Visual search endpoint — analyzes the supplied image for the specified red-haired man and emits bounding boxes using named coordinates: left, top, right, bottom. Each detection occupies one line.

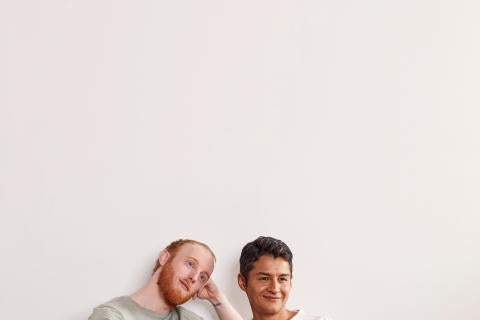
left=89, top=239, right=241, bottom=320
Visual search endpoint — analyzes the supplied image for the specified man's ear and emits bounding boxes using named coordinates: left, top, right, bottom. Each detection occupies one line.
left=158, top=249, right=170, bottom=267
left=237, top=273, right=247, bottom=291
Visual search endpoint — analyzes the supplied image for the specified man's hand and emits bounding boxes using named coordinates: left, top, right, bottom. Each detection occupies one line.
left=194, top=278, right=243, bottom=320
left=196, top=278, right=222, bottom=304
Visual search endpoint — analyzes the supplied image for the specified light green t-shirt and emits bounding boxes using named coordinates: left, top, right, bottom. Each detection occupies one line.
left=88, top=296, right=203, bottom=320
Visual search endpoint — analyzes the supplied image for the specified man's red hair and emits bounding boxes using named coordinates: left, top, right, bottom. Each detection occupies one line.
left=152, top=239, right=216, bottom=275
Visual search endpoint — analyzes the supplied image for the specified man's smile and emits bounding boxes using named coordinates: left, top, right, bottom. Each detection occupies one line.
left=263, top=295, right=282, bottom=301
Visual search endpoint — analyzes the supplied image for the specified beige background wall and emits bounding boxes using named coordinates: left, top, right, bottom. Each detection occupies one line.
left=1, top=1, right=479, bottom=320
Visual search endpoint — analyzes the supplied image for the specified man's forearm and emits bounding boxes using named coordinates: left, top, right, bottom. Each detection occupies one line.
left=210, top=292, right=243, bottom=320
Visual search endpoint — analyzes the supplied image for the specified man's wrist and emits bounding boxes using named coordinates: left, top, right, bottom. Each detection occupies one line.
left=208, top=293, right=225, bottom=308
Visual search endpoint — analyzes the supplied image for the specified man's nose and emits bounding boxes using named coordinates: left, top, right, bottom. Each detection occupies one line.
left=188, top=271, right=198, bottom=284
left=268, top=279, right=280, bottom=292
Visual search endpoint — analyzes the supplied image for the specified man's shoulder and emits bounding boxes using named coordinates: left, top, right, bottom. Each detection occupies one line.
left=95, top=296, right=133, bottom=311
left=89, top=297, right=203, bottom=320
left=175, top=306, right=203, bottom=320
left=291, top=309, right=332, bottom=320
left=89, top=297, right=128, bottom=320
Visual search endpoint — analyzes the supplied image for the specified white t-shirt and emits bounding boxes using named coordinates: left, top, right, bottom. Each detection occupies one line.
left=290, top=309, right=331, bottom=320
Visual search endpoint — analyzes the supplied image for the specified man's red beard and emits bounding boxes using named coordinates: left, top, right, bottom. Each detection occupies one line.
left=157, top=260, right=194, bottom=306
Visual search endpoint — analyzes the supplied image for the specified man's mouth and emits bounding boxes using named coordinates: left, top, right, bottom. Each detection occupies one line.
left=263, top=295, right=282, bottom=301
left=179, top=279, right=190, bottom=291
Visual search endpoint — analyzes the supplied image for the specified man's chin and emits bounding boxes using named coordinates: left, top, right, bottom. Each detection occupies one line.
left=164, top=291, right=193, bottom=306
left=258, top=305, right=285, bottom=316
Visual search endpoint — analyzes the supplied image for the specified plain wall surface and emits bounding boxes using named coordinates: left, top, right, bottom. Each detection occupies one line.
left=1, top=1, right=479, bottom=320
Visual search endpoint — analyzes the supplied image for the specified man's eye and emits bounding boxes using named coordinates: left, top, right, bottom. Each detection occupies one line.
left=186, top=261, right=194, bottom=267
left=279, top=277, right=288, bottom=282
left=259, top=277, right=268, bottom=281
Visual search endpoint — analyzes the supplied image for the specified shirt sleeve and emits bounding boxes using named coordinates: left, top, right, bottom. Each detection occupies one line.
left=88, top=306, right=124, bottom=320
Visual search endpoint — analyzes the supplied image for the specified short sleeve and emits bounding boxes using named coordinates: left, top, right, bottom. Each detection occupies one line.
left=88, top=305, right=124, bottom=320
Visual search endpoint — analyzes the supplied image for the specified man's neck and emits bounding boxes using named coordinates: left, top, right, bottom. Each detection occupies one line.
left=253, top=309, right=298, bottom=320
left=130, top=276, right=172, bottom=314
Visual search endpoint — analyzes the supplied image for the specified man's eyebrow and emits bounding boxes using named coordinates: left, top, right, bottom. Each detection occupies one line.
left=256, top=272, right=291, bottom=277
left=186, top=256, right=199, bottom=263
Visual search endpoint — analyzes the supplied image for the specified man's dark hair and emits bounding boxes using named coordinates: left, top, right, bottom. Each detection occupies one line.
left=239, top=236, right=293, bottom=280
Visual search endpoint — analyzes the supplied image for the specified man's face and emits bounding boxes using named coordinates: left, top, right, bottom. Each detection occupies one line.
left=240, top=255, right=292, bottom=317
left=158, top=243, right=215, bottom=306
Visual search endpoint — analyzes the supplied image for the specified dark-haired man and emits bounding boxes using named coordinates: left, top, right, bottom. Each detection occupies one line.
left=238, top=236, right=329, bottom=320
left=89, top=239, right=241, bottom=320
